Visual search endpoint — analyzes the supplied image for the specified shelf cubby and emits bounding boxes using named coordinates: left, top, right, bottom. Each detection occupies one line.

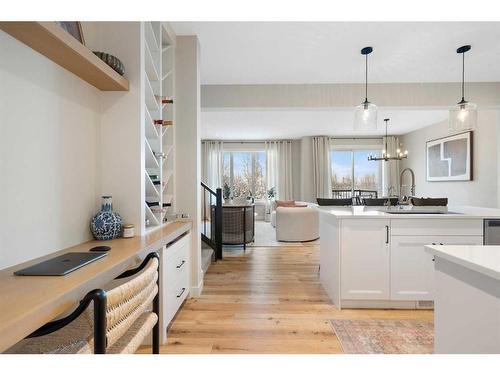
left=164, top=145, right=174, bottom=159
left=145, top=77, right=160, bottom=113
left=145, top=42, right=160, bottom=82
left=145, top=172, right=160, bottom=200
left=163, top=169, right=173, bottom=187
left=145, top=22, right=160, bottom=53
left=145, top=139, right=159, bottom=169
left=145, top=108, right=159, bottom=140
left=145, top=203, right=160, bottom=227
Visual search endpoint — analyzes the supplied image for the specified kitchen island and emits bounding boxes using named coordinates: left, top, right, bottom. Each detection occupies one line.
left=425, top=244, right=500, bottom=353
left=318, top=205, right=500, bottom=309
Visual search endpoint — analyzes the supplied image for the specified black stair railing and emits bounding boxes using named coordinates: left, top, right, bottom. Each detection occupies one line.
left=201, top=182, right=223, bottom=260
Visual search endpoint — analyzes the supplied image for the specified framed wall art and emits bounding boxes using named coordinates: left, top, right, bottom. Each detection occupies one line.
left=426, top=131, right=472, bottom=181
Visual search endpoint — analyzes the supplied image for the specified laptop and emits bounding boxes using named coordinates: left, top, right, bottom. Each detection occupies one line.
left=14, top=252, right=108, bottom=276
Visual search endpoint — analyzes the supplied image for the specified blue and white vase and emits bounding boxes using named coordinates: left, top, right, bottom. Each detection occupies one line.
left=90, top=196, right=123, bottom=240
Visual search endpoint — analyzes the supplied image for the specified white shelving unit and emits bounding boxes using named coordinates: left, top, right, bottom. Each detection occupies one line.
left=143, top=22, right=176, bottom=232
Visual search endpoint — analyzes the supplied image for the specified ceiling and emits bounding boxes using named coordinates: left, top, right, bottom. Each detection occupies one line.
left=171, top=22, right=500, bottom=85
left=201, top=109, right=449, bottom=140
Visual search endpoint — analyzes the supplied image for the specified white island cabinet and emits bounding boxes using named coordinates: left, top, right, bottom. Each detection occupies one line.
left=425, top=245, right=500, bottom=353
left=318, top=206, right=499, bottom=309
left=341, top=219, right=390, bottom=300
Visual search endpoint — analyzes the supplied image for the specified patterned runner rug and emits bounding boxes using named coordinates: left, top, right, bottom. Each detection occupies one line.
left=330, top=319, right=434, bottom=354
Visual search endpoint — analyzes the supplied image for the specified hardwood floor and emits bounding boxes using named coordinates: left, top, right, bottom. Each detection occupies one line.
left=141, top=245, right=433, bottom=354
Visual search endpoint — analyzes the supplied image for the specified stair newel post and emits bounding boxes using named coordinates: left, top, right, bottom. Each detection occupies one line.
left=215, top=188, right=223, bottom=261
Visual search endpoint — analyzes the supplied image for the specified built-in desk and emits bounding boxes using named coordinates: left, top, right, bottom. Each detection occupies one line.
left=0, top=221, right=191, bottom=353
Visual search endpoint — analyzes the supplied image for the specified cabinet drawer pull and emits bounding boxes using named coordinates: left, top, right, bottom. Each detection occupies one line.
left=176, top=260, right=186, bottom=269
left=385, top=225, right=389, bottom=244
left=176, top=288, right=186, bottom=298
left=432, top=257, right=435, bottom=262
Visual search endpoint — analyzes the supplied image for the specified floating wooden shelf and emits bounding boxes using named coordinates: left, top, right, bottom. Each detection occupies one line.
left=0, top=22, right=129, bottom=91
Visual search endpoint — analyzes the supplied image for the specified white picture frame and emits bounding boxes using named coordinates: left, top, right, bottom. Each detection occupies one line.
left=426, top=131, right=472, bottom=182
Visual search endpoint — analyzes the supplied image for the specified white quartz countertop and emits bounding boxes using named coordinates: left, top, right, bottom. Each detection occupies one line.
left=425, top=245, right=500, bottom=281
left=316, top=205, right=500, bottom=219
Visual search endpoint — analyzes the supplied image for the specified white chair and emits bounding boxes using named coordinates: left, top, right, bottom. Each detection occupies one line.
left=6, top=253, right=160, bottom=354
left=275, top=206, right=319, bottom=242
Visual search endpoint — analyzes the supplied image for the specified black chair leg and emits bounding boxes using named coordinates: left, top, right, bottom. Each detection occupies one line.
left=152, top=324, right=160, bottom=354
left=152, top=259, right=160, bottom=354
left=93, top=290, right=107, bottom=354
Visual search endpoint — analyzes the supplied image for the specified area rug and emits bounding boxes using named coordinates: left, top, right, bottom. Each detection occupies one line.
left=330, top=319, right=434, bottom=354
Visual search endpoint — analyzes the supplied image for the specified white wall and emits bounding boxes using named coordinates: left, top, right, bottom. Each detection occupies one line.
left=400, top=110, right=500, bottom=208
left=98, top=22, right=144, bottom=233
left=0, top=30, right=101, bottom=269
left=175, top=36, right=203, bottom=295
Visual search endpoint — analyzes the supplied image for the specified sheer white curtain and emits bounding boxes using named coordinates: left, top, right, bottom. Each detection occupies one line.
left=265, top=141, right=293, bottom=200
left=202, top=141, right=224, bottom=190
left=382, top=136, right=400, bottom=196
left=312, top=136, right=332, bottom=198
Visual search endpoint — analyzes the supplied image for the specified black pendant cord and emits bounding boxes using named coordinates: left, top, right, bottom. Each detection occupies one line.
left=384, top=119, right=389, bottom=158
left=365, top=54, right=368, bottom=102
left=456, top=45, right=471, bottom=104
left=385, top=122, right=387, bottom=156
left=461, top=51, right=465, bottom=102
left=360, top=46, right=373, bottom=105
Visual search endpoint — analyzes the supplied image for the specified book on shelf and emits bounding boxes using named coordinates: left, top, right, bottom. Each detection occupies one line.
left=153, top=120, right=173, bottom=126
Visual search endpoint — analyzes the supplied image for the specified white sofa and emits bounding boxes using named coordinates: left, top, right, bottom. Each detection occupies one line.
left=274, top=203, right=319, bottom=242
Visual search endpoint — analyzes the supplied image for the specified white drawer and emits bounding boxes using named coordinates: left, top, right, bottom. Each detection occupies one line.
left=390, top=219, right=483, bottom=236
left=165, top=266, right=189, bottom=325
left=165, top=244, right=189, bottom=287
left=160, top=232, right=191, bottom=329
left=165, top=232, right=190, bottom=260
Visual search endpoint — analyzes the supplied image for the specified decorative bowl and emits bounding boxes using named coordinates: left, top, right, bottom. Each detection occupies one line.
left=93, top=51, right=125, bottom=76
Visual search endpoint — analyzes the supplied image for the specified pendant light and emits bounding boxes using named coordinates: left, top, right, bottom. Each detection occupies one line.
left=449, top=45, right=477, bottom=132
left=354, top=46, right=377, bottom=131
left=368, top=119, right=408, bottom=161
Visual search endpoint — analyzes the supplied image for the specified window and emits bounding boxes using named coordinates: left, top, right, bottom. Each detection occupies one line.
left=331, top=149, right=382, bottom=198
left=223, top=151, right=266, bottom=200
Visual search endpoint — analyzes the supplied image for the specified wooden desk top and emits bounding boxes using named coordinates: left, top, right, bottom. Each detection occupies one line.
left=0, top=221, right=191, bottom=352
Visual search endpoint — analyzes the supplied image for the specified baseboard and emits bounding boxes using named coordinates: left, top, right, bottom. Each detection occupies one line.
left=340, top=299, right=433, bottom=309
left=190, top=279, right=204, bottom=297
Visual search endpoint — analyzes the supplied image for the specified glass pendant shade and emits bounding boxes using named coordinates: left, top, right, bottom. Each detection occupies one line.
left=354, top=101, right=377, bottom=131
left=354, top=46, right=377, bottom=132
left=450, top=45, right=476, bottom=132
left=449, top=101, right=477, bottom=132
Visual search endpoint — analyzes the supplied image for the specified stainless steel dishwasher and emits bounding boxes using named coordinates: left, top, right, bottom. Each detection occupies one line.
left=483, top=219, right=500, bottom=245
